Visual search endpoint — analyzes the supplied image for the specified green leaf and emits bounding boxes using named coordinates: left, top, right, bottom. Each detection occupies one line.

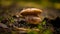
left=42, top=20, right=46, bottom=25
left=42, top=29, right=53, bottom=34
left=27, top=30, right=39, bottom=34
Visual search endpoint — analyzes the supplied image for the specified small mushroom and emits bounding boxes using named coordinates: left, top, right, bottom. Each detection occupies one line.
left=20, top=8, right=42, bottom=24
left=20, top=8, right=42, bottom=16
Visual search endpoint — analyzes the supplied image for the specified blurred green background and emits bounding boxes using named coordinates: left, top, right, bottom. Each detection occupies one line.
left=0, top=0, right=60, bottom=9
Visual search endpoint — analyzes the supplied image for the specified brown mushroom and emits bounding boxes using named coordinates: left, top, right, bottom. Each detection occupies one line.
left=20, top=8, right=42, bottom=16
left=20, top=8, right=42, bottom=24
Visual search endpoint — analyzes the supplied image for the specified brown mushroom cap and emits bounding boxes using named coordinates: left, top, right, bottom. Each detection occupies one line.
left=20, top=8, right=42, bottom=16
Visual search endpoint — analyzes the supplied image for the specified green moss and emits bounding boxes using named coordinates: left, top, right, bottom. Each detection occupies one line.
left=42, top=28, right=53, bottom=34
left=27, top=30, right=39, bottom=34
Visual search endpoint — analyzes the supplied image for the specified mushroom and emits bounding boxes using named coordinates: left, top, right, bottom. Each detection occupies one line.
left=20, top=8, right=42, bottom=16
left=20, top=8, right=42, bottom=24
